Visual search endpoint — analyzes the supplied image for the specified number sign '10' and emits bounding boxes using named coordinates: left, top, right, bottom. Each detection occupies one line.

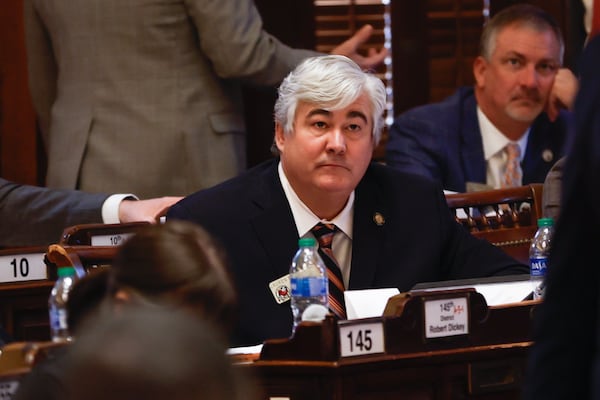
left=0, top=253, right=47, bottom=283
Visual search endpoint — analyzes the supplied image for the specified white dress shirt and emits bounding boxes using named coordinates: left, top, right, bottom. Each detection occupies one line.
left=478, top=107, right=529, bottom=189
left=278, top=162, right=353, bottom=288
left=101, top=194, right=138, bottom=223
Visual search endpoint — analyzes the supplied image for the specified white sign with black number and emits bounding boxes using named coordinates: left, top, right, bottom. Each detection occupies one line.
left=339, top=321, right=384, bottom=357
left=91, top=233, right=134, bottom=246
left=424, top=297, right=469, bottom=339
left=0, top=253, right=47, bottom=283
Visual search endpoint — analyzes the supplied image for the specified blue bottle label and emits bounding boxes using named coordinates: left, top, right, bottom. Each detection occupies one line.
left=291, top=276, right=327, bottom=297
left=530, top=257, right=548, bottom=277
left=49, top=308, right=68, bottom=330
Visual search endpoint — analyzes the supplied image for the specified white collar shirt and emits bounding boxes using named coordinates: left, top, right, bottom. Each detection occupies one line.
left=278, top=162, right=353, bottom=288
left=478, top=106, right=529, bottom=189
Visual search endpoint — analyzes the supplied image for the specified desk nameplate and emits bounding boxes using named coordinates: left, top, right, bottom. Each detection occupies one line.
left=0, top=253, right=47, bottom=283
left=424, top=296, right=469, bottom=339
left=90, top=233, right=134, bottom=246
left=338, top=320, right=385, bottom=358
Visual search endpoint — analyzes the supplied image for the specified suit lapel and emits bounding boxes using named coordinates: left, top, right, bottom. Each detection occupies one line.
left=249, top=163, right=299, bottom=278
left=348, top=167, right=387, bottom=289
left=460, top=94, right=486, bottom=186
left=523, top=115, right=558, bottom=183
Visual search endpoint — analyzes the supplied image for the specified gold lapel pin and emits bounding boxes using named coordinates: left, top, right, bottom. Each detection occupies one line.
left=542, top=149, right=554, bottom=163
left=373, top=212, right=385, bottom=226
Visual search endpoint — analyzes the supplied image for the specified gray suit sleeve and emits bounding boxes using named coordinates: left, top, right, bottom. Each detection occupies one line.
left=0, top=178, right=109, bottom=247
left=542, top=157, right=565, bottom=222
left=23, top=0, right=57, bottom=144
left=185, top=0, right=321, bottom=86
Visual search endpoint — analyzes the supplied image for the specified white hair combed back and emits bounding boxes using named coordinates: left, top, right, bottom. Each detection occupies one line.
left=274, top=55, right=387, bottom=145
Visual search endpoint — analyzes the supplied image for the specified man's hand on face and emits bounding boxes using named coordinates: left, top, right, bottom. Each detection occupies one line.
left=545, top=68, right=579, bottom=122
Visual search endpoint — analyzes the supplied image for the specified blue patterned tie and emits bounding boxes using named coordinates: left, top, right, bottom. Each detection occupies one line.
left=311, top=223, right=347, bottom=319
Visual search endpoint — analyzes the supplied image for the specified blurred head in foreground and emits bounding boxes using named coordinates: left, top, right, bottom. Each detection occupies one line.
left=64, top=306, right=257, bottom=400
left=108, top=220, right=238, bottom=333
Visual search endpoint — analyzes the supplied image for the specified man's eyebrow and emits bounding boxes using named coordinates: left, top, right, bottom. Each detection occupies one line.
left=503, top=51, right=526, bottom=59
left=503, top=51, right=558, bottom=64
left=348, top=110, right=368, bottom=124
left=306, top=109, right=331, bottom=118
left=305, top=108, right=368, bottom=124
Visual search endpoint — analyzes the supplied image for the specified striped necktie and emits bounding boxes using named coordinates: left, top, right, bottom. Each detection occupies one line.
left=311, top=222, right=347, bottom=319
left=501, top=142, right=522, bottom=188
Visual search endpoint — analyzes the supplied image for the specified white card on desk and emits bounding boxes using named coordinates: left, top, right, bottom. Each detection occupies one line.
left=417, top=278, right=533, bottom=306
left=91, top=232, right=134, bottom=246
left=344, top=288, right=400, bottom=320
left=0, top=253, right=47, bottom=283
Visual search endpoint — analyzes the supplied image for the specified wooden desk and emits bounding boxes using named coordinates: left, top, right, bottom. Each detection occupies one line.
left=240, top=290, right=538, bottom=400
left=0, top=247, right=53, bottom=341
left=0, top=280, right=53, bottom=341
left=251, top=343, right=530, bottom=399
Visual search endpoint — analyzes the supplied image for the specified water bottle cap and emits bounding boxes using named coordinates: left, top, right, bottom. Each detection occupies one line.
left=298, top=237, right=317, bottom=247
left=57, top=266, right=76, bottom=277
left=537, top=217, right=554, bottom=227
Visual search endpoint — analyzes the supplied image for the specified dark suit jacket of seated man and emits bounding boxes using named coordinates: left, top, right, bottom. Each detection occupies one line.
left=386, top=87, right=571, bottom=193
left=167, top=55, right=528, bottom=347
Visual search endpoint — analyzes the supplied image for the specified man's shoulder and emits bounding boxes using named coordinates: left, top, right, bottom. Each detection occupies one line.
left=400, top=87, right=474, bottom=117
left=394, top=87, right=476, bottom=132
left=363, top=162, right=442, bottom=194
left=169, top=160, right=277, bottom=214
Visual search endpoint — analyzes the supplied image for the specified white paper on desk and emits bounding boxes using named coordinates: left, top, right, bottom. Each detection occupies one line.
left=226, top=343, right=263, bottom=356
left=344, top=288, right=400, bottom=320
left=420, top=280, right=532, bottom=306
left=472, top=280, right=532, bottom=306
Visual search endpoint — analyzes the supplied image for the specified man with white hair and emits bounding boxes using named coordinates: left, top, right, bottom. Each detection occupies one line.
left=169, top=55, right=528, bottom=346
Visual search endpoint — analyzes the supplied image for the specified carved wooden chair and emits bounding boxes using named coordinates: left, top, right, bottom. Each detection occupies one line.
left=444, top=184, right=544, bottom=265
left=46, top=244, right=117, bottom=278
left=0, top=341, right=67, bottom=397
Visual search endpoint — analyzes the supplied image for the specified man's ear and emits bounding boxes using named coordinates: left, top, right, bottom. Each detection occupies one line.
left=274, top=123, right=286, bottom=153
left=473, top=56, right=487, bottom=88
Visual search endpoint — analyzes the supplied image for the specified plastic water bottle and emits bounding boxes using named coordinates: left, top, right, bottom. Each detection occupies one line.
left=289, top=237, right=329, bottom=334
left=529, top=218, right=554, bottom=300
left=48, top=266, right=78, bottom=342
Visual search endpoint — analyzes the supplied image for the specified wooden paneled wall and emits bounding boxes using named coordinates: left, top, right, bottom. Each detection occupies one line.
left=0, top=0, right=39, bottom=185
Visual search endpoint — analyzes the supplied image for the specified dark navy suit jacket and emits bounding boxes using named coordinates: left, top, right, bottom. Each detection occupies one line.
left=525, top=36, right=600, bottom=400
left=168, top=160, right=527, bottom=346
left=386, top=87, right=572, bottom=192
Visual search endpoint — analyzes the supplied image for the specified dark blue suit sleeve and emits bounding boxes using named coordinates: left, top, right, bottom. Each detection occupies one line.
left=386, top=110, right=446, bottom=183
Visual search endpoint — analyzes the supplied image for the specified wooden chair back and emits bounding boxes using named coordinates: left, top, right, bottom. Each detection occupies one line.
left=0, top=341, right=67, bottom=398
left=46, top=245, right=118, bottom=278
left=0, top=247, right=53, bottom=342
left=445, top=184, right=544, bottom=264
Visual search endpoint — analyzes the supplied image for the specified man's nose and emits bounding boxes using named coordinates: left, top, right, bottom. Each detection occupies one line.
left=519, top=64, right=539, bottom=88
left=326, top=129, right=346, bottom=154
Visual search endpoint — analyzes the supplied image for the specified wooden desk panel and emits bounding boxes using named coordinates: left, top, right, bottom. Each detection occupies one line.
left=241, top=290, right=537, bottom=400
left=248, top=343, right=530, bottom=400
left=0, top=280, right=53, bottom=341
